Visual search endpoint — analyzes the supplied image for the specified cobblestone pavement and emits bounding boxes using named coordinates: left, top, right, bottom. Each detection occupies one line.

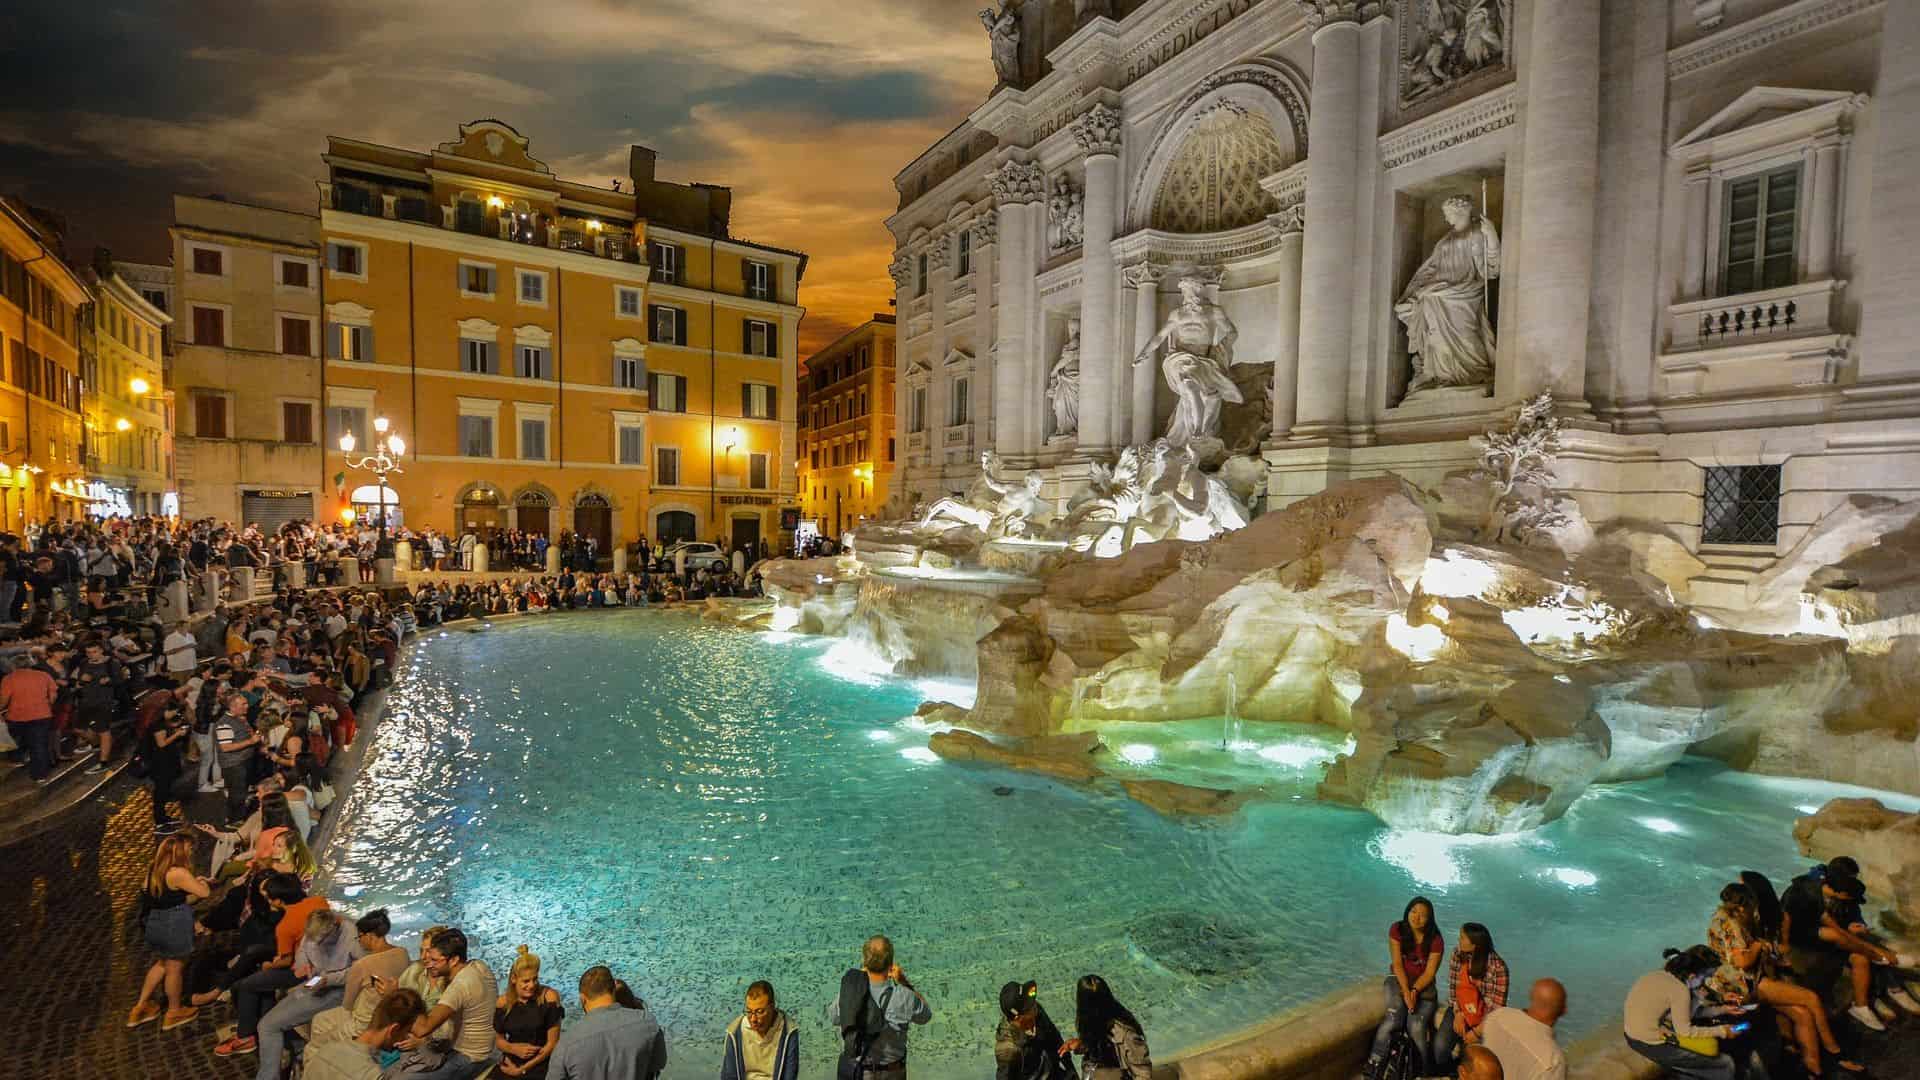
left=3, top=775, right=249, bottom=1080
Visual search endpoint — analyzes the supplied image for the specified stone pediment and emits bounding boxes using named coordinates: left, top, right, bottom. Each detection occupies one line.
left=904, top=355, right=934, bottom=377
left=1672, top=87, right=1863, bottom=162
left=435, top=119, right=551, bottom=175
left=944, top=346, right=973, bottom=368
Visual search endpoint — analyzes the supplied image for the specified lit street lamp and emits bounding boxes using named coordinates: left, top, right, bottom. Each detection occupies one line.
left=339, top=416, right=406, bottom=545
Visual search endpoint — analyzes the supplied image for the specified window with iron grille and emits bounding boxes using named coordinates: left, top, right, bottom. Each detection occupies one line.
left=1702, top=465, right=1782, bottom=545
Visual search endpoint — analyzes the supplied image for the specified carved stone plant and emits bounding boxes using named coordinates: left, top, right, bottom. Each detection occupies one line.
left=1473, top=392, right=1569, bottom=546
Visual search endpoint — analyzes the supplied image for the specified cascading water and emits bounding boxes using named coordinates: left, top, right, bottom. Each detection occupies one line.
left=1221, top=671, right=1241, bottom=750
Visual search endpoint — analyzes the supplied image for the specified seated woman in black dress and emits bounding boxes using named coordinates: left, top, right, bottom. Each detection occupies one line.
left=494, top=945, right=563, bottom=1079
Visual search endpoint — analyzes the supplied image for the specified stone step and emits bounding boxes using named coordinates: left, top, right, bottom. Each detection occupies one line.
left=1696, top=548, right=1777, bottom=573
left=0, top=746, right=129, bottom=845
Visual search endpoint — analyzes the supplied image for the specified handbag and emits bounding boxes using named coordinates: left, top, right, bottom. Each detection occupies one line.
left=1675, top=1034, right=1720, bottom=1057
left=1456, top=966, right=1485, bottom=1029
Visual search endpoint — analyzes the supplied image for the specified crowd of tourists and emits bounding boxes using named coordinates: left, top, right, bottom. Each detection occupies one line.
left=1363, top=854, right=1918, bottom=1080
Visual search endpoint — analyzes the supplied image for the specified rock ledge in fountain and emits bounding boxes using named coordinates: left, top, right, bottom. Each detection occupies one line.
left=1794, top=798, right=1920, bottom=932
left=927, top=729, right=1103, bottom=784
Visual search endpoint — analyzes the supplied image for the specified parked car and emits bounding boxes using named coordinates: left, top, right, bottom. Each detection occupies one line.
left=663, top=541, right=730, bottom=573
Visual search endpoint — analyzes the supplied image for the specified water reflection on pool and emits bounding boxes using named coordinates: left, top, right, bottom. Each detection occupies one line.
left=322, top=613, right=1916, bottom=1080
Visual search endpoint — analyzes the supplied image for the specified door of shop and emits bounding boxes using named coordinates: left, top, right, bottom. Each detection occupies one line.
left=730, top=516, right=761, bottom=557
left=573, top=494, right=612, bottom=565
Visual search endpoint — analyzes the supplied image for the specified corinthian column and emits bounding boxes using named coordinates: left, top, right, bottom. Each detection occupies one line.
left=990, top=159, right=1046, bottom=460
left=1124, top=262, right=1160, bottom=444
left=1271, top=204, right=1306, bottom=439
left=1508, top=0, right=1600, bottom=407
left=1290, top=1, right=1378, bottom=442
left=1859, top=0, right=1920, bottom=381
left=1073, top=103, right=1124, bottom=457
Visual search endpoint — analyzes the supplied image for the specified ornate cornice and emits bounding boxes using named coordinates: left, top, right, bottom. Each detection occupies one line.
left=989, top=160, right=1047, bottom=205
left=1071, top=103, right=1124, bottom=157
left=1296, top=0, right=1385, bottom=27
left=1378, top=85, right=1515, bottom=170
left=1669, top=0, right=1882, bottom=78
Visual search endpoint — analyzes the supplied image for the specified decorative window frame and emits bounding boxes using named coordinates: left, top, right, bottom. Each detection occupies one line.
left=274, top=311, right=319, bottom=357
left=458, top=259, right=499, bottom=300
left=516, top=268, right=549, bottom=308
left=456, top=395, right=500, bottom=458
left=185, top=241, right=230, bottom=279
left=615, top=285, right=644, bottom=320
left=1670, top=87, right=1866, bottom=302
left=611, top=409, right=647, bottom=466
left=326, top=240, right=368, bottom=283
left=514, top=400, right=554, bottom=461
left=188, top=301, right=233, bottom=347
left=275, top=396, right=320, bottom=444
left=274, top=253, right=317, bottom=292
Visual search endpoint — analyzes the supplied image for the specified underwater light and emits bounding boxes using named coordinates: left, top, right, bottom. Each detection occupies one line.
left=1796, top=803, right=1823, bottom=816
left=1119, top=743, right=1158, bottom=765
left=866, top=730, right=896, bottom=743
left=1258, top=741, right=1337, bottom=768
left=899, top=746, right=938, bottom=764
left=1639, top=817, right=1684, bottom=835
left=1550, top=867, right=1599, bottom=888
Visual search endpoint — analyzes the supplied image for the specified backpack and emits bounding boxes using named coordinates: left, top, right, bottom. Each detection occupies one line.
left=1367, top=1029, right=1420, bottom=1080
left=835, top=969, right=888, bottom=1080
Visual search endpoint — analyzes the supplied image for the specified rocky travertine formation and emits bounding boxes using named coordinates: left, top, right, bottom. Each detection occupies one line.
left=768, top=475, right=1920, bottom=834
left=1795, top=799, right=1920, bottom=931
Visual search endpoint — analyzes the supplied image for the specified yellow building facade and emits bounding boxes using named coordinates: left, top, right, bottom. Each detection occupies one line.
left=81, top=259, right=173, bottom=517
left=798, top=316, right=895, bottom=539
left=0, top=198, right=91, bottom=525
left=318, top=120, right=806, bottom=555
left=170, top=195, right=327, bottom=527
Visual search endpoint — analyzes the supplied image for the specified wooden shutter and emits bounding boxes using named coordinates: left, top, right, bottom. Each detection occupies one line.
left=741, top=382, right=752, bottom=419
left=325, top=322, right=342, bottom=359
left=766, top=385, right=778, bottom=420
left=360, top=326, right=374, bottom=362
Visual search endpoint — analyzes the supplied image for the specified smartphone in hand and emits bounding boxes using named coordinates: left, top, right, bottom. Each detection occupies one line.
left=305, top=975, right=323, bottom=988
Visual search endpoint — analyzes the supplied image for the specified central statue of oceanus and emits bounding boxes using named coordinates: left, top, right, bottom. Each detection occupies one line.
left=1132, top=276, right=1245, bottom=446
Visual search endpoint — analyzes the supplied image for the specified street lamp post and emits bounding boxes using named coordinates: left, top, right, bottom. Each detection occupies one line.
left=339, top=416, right=406, bottom=545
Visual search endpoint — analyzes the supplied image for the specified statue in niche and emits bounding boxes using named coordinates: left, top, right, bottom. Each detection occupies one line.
left=1047, top=174, right=1084, bottom=251
left=1133, top=276, right=1245, bottom=446
left=980, top=3, right=1021, bottom=86
left=1402, top=0, right=1511, bottom=103
left=1395, top=194, right=1499, bottom=401
left=1046, top=318, right=1082, bottom=439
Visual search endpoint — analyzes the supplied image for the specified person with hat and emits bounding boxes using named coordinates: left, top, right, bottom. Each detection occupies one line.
left=995, top=982, right=1072, bottom=1080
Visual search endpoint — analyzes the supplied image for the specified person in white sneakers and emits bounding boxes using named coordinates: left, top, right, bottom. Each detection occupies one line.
left=1480, top=979, right=1565, bottom=1080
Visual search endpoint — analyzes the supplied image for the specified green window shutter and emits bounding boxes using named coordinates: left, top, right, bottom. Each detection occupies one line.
left=362, top=326, right=375, bottom=362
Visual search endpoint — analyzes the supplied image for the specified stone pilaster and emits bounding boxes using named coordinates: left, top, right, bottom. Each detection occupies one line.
left=1124, top=263, right=1161, bottom=445
left=991, top=160, right=1046, bottom=460
left=1856, top=0, right=1920, bottom=381
left=1508, top=0, right=1601, bottom=408
left=1270, top=204, right=1306, bottom=440
left=1290, top=6, right=1367, bottom=441
left=1073, top=104, right=1124, bottom=456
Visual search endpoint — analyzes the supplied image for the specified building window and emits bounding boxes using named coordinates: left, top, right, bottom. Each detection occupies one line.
left=461, top=339, right=497, bottom=374
left=909, top=386, right=927, bottom=433
left=282, top=402, right=315, bottom=444
left=279, top=315, right=313, bottom=357
left=190, top=306, right=225, bottom=347
left=191, top=247, right=223, bottom=276
left=744, top=319, right=778, bottom=358
left=742, top=382, right=777, bottom=419
left=656, top=446, right=680, bottom=486
left=326, top=242, right=363, bottom=278
left=456, top=198, right=487, bottom=234
left=140, top=289, right=167, bottom=313
left=193, top=392, right=228, bottom=438
left=916, top=254, right=928, bottom=297
left=615, top=355, right=643, bottom=389
left=327, top=405, right=368, bottom=449
left=949, top=377, right=971, bottom=426
left=460, top=263, right=497, bottom=297
left=746, top=260, right=773, bottom=300
left=649, top=305, right=685, bottom=346
left=1702, top=465, right=1783, bottom=546
left=334, top=323, right=373, bottom=362
left=280, top=259, right=310, bottom=288
left=650, top=241, right=679, bottom=285
left=749, top=452, right=769, bottom=490
left=648, top=372, right=687, bottom=413
left=459, top=415, right=494, bottom=458
left=518, top=270, right=547, bottom=305
left=887, top=436, right=895, bottom=462
left=515, top=345, right=550, bottom=380
left=616, top=287, right=642, bottom=318
left=520, top=418, right=548, bottom=461
left=1720, top=165, right=1800, bottom=297
left=618, top=425, right=645, bottom=464
left=956, top=230, right=972, bottom=277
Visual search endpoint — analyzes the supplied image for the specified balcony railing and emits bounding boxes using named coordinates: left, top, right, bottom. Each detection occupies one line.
left=1668, top=279, right=1842, bottom=352
left=323, top=181, right=644, bottom=267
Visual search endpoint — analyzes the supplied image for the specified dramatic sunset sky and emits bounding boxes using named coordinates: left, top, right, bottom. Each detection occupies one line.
left=0, top=0, right=997, bottom=354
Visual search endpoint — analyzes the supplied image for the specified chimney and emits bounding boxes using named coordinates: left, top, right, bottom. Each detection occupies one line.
left=628, top=145, right=658, bottom=186
left=705, top=186, right=733, bottom=237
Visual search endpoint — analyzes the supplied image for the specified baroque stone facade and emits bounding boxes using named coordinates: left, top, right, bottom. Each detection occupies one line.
left=887, top=0, right=1919, bottom=599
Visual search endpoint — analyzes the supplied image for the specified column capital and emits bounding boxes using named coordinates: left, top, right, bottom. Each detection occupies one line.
left=1273, top=202, right=1305, bottom=237
left=989, top=160, right=1047, bottom=205
left=1121, top=261, right=1160, bottom=289
left=972, top=214, right=998, bottom=247
left=926, top=228, right=952, bottom=272
left=1071, top=103, right=1124, bottom=158
left=1296, top=1, right=1385, bottom=28
left=887, top=252, right=914, bottom=289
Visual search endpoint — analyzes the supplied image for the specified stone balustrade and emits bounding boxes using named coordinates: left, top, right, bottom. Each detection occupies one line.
left=1668, top=278, right=1841, bottom=352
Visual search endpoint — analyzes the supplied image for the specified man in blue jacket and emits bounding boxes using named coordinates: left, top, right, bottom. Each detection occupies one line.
left=721, top=980, right=798, bottom=1080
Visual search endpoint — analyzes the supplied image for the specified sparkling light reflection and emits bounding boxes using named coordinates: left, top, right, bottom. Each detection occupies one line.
left=899, top=746, right=939, bottom=764
left=1549, top=867, right=1599, bottom=888
left=1369, top=830, right=1526, bottom=889
left=1639, top=817, right=1684, bottom=835
left=1258, top=740, right=1342, bottom=768
left=866, top=730, right=897, bottom=743
left=1119, top=743, right=1158, bottom=765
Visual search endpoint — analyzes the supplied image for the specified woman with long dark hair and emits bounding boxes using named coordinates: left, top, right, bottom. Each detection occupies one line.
left=1060, top=975, right=1152, bottom=1080
left=1368, top=896, right=1445, bottom=1075
left=1431, top=922, right=1507, bottom=1070
left=1623, top=946, right=1742, bottom=1080
left=1709, top=883, right=1864, bottom=1075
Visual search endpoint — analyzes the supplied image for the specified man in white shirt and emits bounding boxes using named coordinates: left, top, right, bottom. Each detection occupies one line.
left=162, top=627, right=197, bottom=675
left=404, top=928, right=497, bottom=1080
left=1481, top=979, right=1566, bottom=1080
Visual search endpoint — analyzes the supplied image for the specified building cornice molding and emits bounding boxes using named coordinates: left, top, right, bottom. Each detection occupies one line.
left=1378, top=84, right=1516, bottom=170
left=320, top=209, right=652, bottom=284
left=1668, top=0, right=1884, bottom=78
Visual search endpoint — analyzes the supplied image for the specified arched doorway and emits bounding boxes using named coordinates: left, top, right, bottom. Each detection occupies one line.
left=656, top=509, right=696, bottom=546
left=515, top=489, right=551, bottom=536
left=348, top=484, right=404, bottom=531
left=457, top=486, right=503, bottom=539
left=573, top=492, right=611, bottom=561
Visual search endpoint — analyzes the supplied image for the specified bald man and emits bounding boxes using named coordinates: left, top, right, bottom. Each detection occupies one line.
left=1480, top=979, right=1566, bottom=1080
left=1459, top=1045, right=1504, bottom=1080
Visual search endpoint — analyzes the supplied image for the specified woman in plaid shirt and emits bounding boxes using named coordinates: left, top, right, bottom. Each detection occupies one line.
left=1433, top=923, right=1509, bottom=1071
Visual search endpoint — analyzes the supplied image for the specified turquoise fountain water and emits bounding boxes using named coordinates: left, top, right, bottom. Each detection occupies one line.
left=323, top=612, right=1917, bottom=1080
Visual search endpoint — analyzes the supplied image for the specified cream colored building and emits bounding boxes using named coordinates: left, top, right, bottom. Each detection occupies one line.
left=81, top=257, right=172, bottom=516
left=170, top=195, right=325, bottom=527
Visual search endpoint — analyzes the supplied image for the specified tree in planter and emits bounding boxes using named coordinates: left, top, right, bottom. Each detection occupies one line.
left=1473, top=392, right=1570, bottom=545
